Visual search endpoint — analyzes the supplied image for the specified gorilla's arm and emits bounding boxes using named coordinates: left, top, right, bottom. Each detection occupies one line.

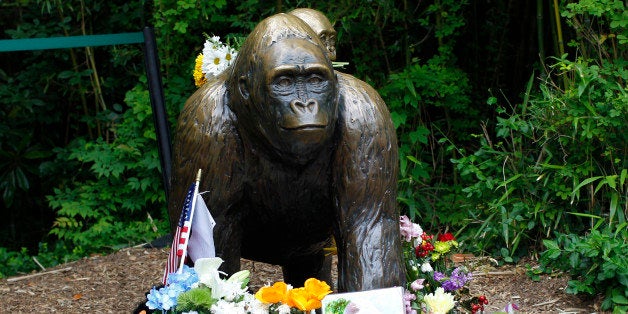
left=168, top=74, right=245, bottom=270
left=332, top=72, right=405, bottom=291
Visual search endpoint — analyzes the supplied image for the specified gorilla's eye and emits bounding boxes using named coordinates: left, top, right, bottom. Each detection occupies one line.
left=272, top=76, right=295, bottom=95
left=307, top=75, right=323, bottom=85
left=276, top=77, right=293, bottom=87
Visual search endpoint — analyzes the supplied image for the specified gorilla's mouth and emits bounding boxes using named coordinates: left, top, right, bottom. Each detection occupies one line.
left=282, top=124, right=326, bottom=131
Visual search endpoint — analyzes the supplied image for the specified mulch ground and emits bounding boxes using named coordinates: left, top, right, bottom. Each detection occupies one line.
left=0, top=246, right=604, bottom=313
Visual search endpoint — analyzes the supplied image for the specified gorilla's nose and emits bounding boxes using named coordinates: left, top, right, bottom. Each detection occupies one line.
left=290, top=99, right=318, bottom=114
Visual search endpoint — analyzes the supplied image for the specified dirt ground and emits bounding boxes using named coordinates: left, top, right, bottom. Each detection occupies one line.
left=0, top=246, right=603, bottom=313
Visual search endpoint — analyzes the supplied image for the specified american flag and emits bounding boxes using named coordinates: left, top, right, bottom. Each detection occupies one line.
left=162, top=182, right=196, bottom=285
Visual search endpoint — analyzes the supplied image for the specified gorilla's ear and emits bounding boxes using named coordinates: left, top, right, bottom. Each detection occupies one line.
left=238, top=76, right=250, bottom=100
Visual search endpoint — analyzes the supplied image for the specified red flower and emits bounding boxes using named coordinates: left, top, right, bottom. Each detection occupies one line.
left=415, top=240, right=434, bottom=258
left=421, top=233, right=434, bottom=241
left=437, top=232, right=455, bottom=242
left=471, top=303, right=483, bottom=314
left=479, top=295, right=488, bottom=305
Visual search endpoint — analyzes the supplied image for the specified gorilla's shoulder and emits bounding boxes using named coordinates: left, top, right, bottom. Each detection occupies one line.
left=179, top=72, right=236, bottom=133
left=336, top=71, right=390, bottom=128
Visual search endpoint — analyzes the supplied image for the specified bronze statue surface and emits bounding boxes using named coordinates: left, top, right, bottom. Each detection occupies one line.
left=288, top=8, right=337, bottom=61
left=168, top=11, right=404, bottom=292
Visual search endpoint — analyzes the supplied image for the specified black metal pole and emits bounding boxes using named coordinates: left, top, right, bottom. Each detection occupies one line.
left=143, top=26, right=171, bottom=201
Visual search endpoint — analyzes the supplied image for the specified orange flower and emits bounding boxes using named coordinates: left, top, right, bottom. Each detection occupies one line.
left=303, top=278, right=332, bottom=300
left=286, top=287, right=322, bottom=311
left=254, top=281, right=289, bottom=304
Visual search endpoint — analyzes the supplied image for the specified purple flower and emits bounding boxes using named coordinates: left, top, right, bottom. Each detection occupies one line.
left=440, top=267, right=472, bottom=292
left=433, top=271, right=446, bottom=282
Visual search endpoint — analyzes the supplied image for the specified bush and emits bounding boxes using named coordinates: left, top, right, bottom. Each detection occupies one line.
left=541, top=223, right=628, bottom=312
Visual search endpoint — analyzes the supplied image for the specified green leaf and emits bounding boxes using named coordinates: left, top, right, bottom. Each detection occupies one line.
left=611, top=289, right=628, bottom=305
left=543, top=239, right=559, bottom=251
left=566, top=211, right=603, bottom=220
left=390, top=111, right=407, bottom=129
left=406, top=155, right=420, bottom=164
left=571, top=176, right=603, bottom=200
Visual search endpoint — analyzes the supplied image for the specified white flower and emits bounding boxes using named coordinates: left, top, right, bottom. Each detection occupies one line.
left=194, top=257, right=249, bottom=301
left=243, top=293, right=270, bottom=314
left=423, top=287, right=455, bottom=314
left=213, top=276, right=248, bottom=301
left=194, top=257, right=225, bottom=287
left=277, top=304, right=292, bottom=314
left=228, top=269, right=250, bottom=285
left=201, top=38, right=237, bottom=78
left=421, top=261, right=433, bottom=273
left=211, top=299, right=247, bottom=314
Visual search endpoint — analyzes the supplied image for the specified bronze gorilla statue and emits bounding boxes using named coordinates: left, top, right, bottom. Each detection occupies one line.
left=168, top=12, right=404, bottom=292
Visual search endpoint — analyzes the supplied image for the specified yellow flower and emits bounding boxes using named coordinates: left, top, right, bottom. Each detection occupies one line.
left=434, top=240, right=452, bottom=254
left=286, top=287, right=321, bottom=311
left=303, top=278, right=332, bottom=300
left=423, top=287, right=455, bottom=314
left=255, top=281, right=289, bottom=304
left=193, top=53, right=207, bottom=87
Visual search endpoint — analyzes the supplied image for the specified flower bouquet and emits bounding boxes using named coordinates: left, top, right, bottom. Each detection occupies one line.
left=399, top=215, right=489, bottom=314
left=193, top=36, right=238, bottom=87
left=142, top=257, right=331, bottom=314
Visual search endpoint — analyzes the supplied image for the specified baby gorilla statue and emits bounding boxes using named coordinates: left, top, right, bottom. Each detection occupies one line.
left=168, top=12, right=405, bottom=292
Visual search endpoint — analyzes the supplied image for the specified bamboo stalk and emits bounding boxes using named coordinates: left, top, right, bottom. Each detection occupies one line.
left=56, top=4, right=93, bottom=141
left=552, top=0, right=565, bottom=57
left=536, top=0, right=545, bottom=61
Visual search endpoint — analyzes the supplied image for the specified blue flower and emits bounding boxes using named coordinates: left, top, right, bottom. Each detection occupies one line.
left=146, top=286, right=179, bottom=310
left=146, top=266, right=201, bottom=311
left=167, top=265, right=199, bottom=290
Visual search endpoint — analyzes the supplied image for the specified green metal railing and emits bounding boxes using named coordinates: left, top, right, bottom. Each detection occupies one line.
left=0, top=32, right=144, bottom=51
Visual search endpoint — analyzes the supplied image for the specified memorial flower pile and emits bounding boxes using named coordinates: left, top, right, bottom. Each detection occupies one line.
left=399, top=215, right=488, bottom=314
left=144, top=257, right=331, bottom=314
left=193, top=35, right=238, bottom=87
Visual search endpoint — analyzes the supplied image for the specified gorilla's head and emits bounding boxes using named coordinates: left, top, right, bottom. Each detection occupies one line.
left=227, top=14, right=339, bottom=165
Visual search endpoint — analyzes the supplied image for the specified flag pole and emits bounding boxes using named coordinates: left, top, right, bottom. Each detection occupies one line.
left=177, top=169, right=202, bottom=272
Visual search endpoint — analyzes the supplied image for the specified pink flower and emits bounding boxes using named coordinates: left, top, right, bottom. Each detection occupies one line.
left=344, top=302, right=360, bottom=314
left=410, top=278, right=425, bottom=291
left=403, top=290, right=417, bottom=314
left=399, top=215, right=423, bottom=242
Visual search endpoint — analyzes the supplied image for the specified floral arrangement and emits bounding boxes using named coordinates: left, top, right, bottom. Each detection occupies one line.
left=144, top=257, right=331, bottom=314
left=193, top=36, right=238, bottom=87
left=399, top=215, right=489, bottom=314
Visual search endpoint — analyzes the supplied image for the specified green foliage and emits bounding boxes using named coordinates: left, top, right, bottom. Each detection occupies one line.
left=325, top=298, right=351, bottom=314
left=378, top=1, right=474, bottom=231
left=540, top=223, right=628, bottom=312
left=47, top=83, right=169, bottom=252
left=450, top=0, right=627, bottom=261
left=562, top=0, right=628, bottom=46
left=176, top=286, right=215, bottom=313
left=0, top=241, right=83, bottom=278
